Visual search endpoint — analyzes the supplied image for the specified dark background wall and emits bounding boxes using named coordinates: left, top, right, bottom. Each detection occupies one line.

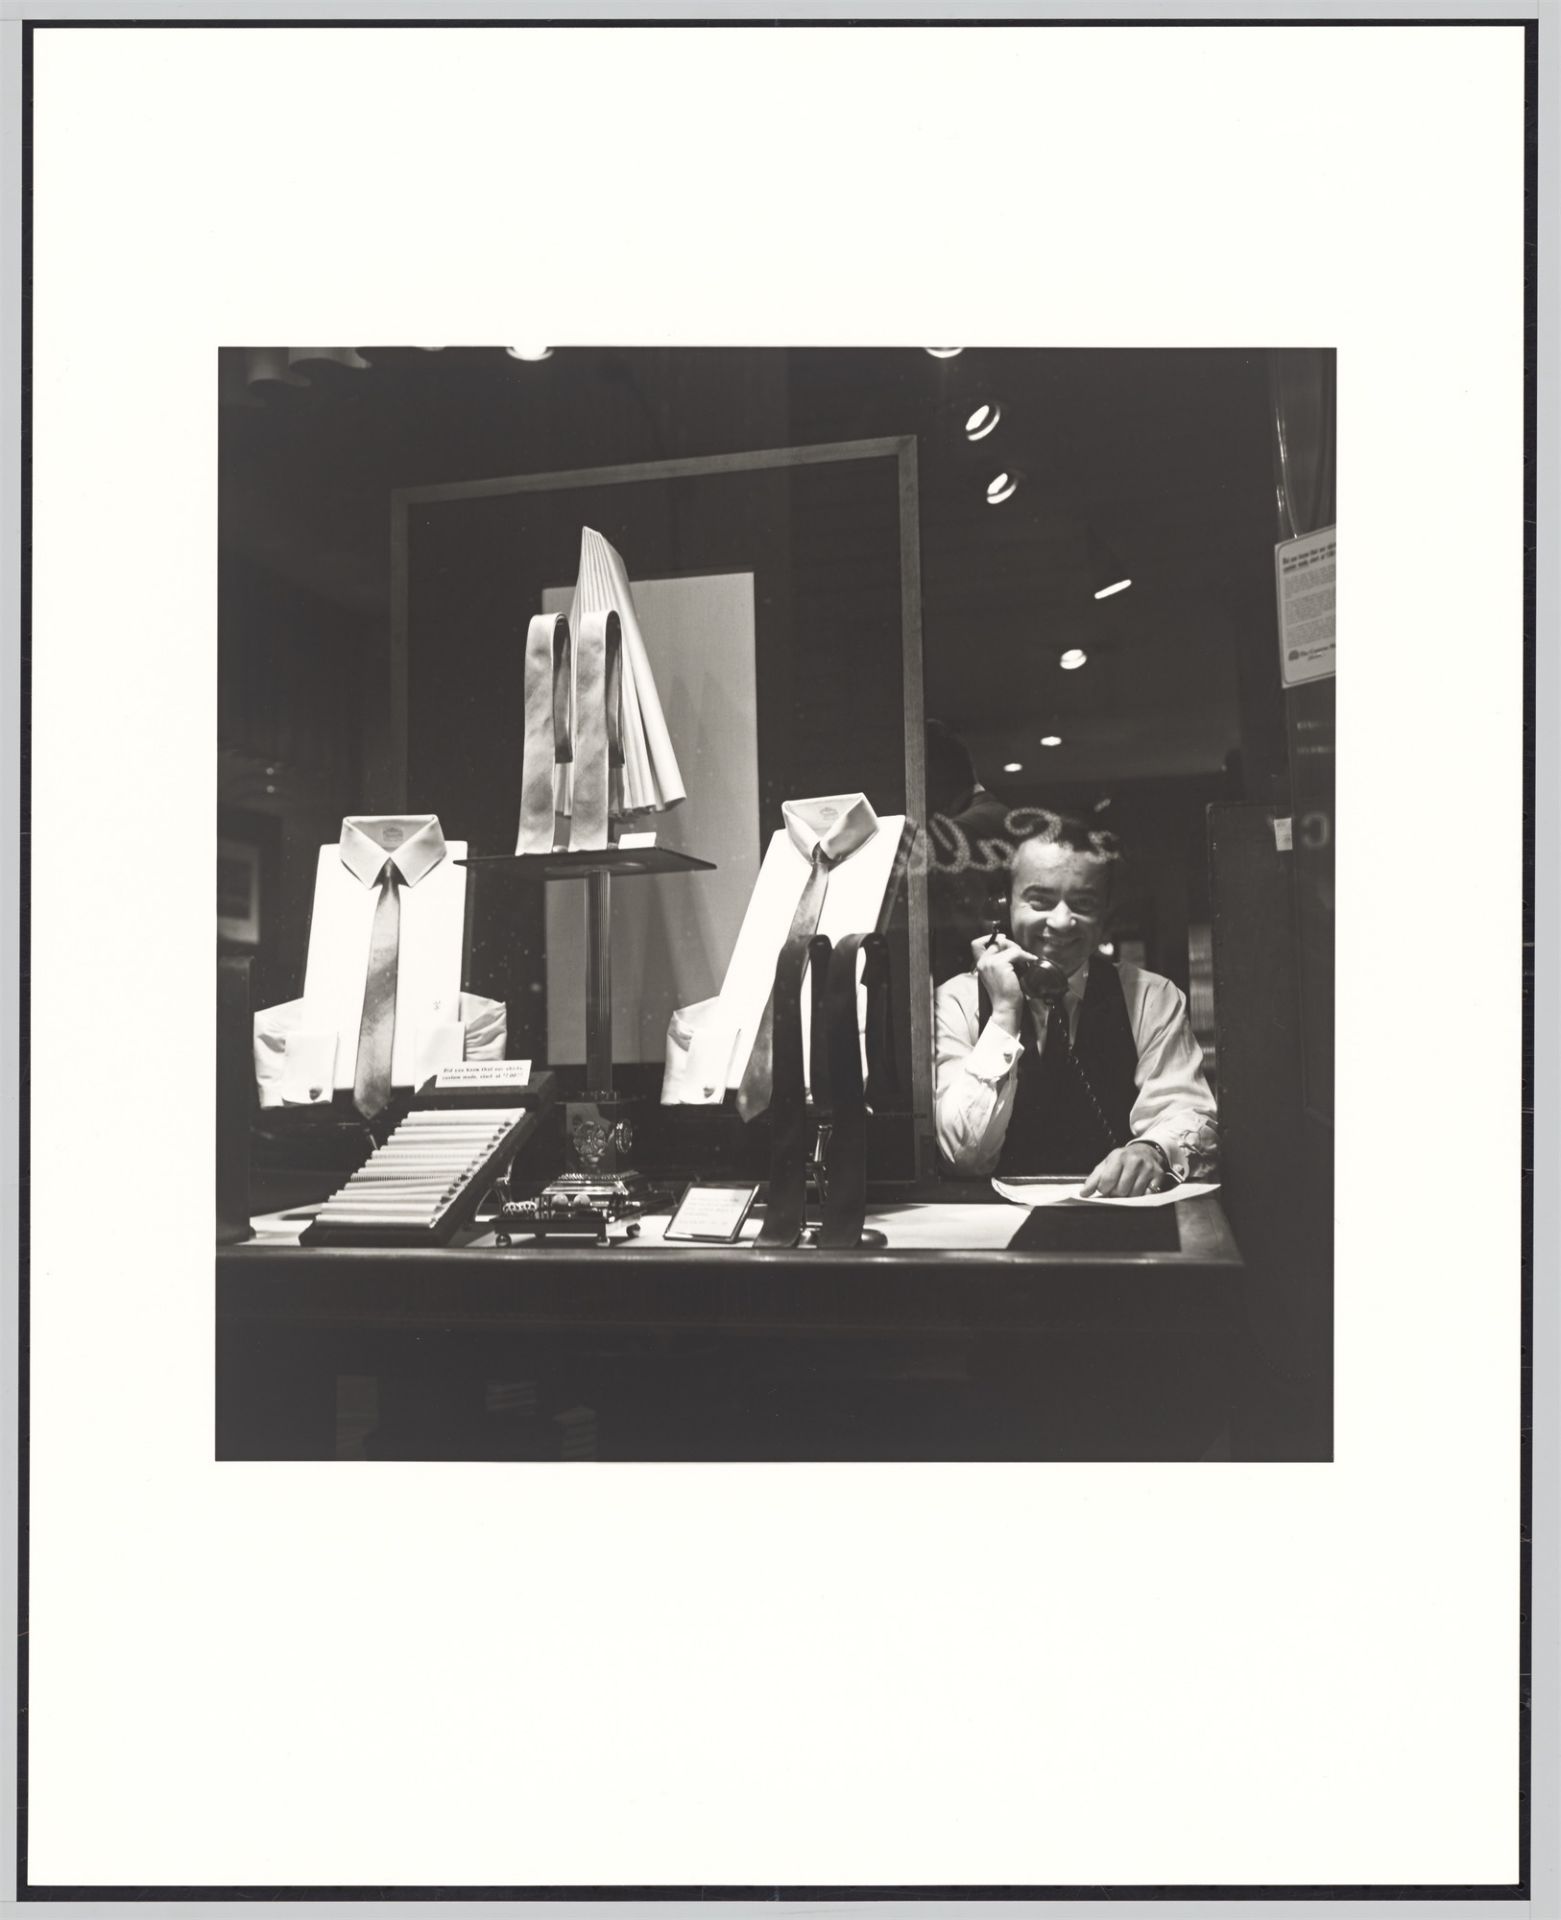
left=218, top=345, right=1291, bottom=1000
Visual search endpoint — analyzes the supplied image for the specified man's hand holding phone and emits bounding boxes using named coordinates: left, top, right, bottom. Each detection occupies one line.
left=972, top=931, right=1031, bottom=1037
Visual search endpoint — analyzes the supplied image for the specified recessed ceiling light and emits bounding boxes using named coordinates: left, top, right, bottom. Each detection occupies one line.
left=505, top=346, right=554, bottom=361
left=925, top=347, right=964, bottom=359
left=986, top=471, right=1019, bottom=505
left=964, top=401, right=1001, bottom=441
left=1003, top=760, right=1023, bottom=773
left=1040, top=734, right=1062, bottom=747
left=1093, top=577, right=1131, bottom=599
left=1059, top=648, right=1087, bottom=670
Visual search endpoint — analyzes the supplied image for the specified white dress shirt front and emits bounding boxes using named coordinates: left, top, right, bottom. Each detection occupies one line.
left=714, top=794, right=906, bottom=1091
left=933, top=957, right=1219, bottom=1179
left=302, top=815, right=469, bottom=1093
left=661, top=794, right=909, bottom=1100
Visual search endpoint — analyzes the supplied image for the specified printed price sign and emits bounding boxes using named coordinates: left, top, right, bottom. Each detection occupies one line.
left=663, top=1182, right=760, bottom=1244
left=432, top=1060, right=533, bottom=1090
left=1276, top=525, right=1336, bottom=687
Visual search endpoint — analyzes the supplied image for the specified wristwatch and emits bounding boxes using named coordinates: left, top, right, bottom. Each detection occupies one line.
left=1136, top=1139, right=1180, bottom=1182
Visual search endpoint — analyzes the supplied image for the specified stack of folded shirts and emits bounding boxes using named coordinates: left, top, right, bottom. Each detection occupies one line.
left=556, top=527, right=687, bottom=823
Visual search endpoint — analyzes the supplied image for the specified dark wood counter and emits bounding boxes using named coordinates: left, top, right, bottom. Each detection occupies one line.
left=217, top=1194, right=1243, bottom=1463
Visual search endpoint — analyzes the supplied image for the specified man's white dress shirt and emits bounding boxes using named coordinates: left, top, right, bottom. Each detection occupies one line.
left=662, top=793, right=908, bottom=1101
left=933, top=956, right=1219, bottom=1179
left=302, top=815, right=469, bottom=1093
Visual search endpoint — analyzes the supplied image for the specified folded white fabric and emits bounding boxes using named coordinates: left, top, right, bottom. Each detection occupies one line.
left=459, top=991, right=508, bottom=1061
left=556, top=527, right=686, bottom=822
left=661, top=998, right=741, bottom=1106
left=254, top=992, right=508, bottom=1107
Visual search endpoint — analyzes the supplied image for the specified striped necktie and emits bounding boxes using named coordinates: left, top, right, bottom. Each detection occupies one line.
left=352, top=858, right=402, bottom=1119
left=736, top=842, right=833, bottom=1122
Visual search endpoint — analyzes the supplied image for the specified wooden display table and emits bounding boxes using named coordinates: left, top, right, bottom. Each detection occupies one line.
left=217, top=1188, right=1241, bottom=1463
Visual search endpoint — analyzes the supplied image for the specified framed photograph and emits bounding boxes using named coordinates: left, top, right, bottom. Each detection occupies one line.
left=216, top=837, right=261, bottom=945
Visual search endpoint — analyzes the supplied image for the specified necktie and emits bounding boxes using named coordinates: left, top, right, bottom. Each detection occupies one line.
left=860, top=931, right=896, bottom=1113
left=807, top=929, right=834, bottom=1110
left=815, top=934, right=870, bottom=1250
left=1033, top=991, right=1073, bottom=1107
left=516, top=612, right=571, bottom=854
left=736, top=842, right=833, bottom=1122
left=754, top=917, right=826, bottom=1248
left=352, top=858, right=402, bottom=1120
left=810, top=932, right=894, bottom=1251
left=567, top=609, right=624, bottom=853
left=1058, top=984, right=1129, bottom=1152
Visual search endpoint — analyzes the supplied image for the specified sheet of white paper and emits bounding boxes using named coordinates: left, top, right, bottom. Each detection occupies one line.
left=992, top=1177, right=1221, bottom=1210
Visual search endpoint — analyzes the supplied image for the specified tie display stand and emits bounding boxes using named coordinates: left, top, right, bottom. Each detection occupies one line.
left=462, top=844, right=715, bottom=1239
left=756, top=930, right=896, bottom=1251
left=299, top=1072, right=557, bottom=1247
left=794, top=1115, right=888, bottom=1251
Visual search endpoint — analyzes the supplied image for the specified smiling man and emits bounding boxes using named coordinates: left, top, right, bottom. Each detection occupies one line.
left=932, top=815, right=1218, bottom=1195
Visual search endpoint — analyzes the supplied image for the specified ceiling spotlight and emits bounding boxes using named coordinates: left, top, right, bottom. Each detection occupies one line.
left=505, top=346, right=554, bottom=361
left=1086, top=524, right=1132, bottom=599
left=925, top=347, right=964, bottom=359
left=1003, top=761, right=1024, bottom=773
left=986, top=471, right=1019, bottom=505
left=1059, top=648, right=1087, bottom=670
left=964, top=401, right=1002, bottom=441
left=1041, top=734, right=1063, bottom=748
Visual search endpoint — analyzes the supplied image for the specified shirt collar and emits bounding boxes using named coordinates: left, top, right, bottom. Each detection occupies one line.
left=781, top=793, right=880, bottom=865
left=339, top=815, right=448, bottom=889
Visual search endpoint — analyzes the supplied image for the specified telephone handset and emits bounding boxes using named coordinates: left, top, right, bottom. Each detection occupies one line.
left=1019, top=955, right=1070, bottom=1004
left=983, top=914, right=1070, bottom=1005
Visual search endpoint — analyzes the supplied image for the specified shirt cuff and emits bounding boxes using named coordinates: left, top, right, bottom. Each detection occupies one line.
left=1133, top=1137, right=1185, bottom=1181
left=1137, top=1120, right=1217, bottom=1183
left=963, top=1018, right=1024, bottom=1086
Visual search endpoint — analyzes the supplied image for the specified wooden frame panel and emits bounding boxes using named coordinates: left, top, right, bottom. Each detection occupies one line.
left=389, top=437, right=933, bottom=1174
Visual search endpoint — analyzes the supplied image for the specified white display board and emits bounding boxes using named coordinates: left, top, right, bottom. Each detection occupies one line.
left=543, top=571, right=760, bottom=1064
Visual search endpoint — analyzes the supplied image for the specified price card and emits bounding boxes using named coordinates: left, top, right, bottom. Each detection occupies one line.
left=431, top=1060, right=533, bottom=1090
left=663, top=1182, right=760, bottom=1244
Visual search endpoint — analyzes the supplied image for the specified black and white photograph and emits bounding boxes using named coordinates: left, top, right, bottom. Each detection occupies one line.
left=14, top=11, right=1544, bottom=1902
left=217, top=344, right=1335, bottom=1465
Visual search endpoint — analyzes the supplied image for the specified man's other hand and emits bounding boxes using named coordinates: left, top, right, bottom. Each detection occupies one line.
left=1081, top=1142, right=1165, bottom=1198
left=971, top=933, right=1030, bottom=1026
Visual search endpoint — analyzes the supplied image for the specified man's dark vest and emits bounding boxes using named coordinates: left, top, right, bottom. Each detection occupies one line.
left=981, top=957, right=1140, bottom=1176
